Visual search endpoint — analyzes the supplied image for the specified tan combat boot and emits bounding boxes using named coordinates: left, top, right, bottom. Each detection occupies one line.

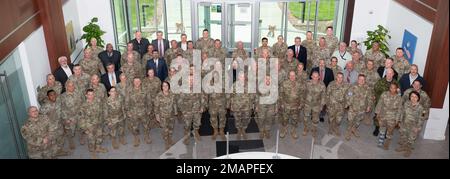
left=56, top=148, right=69, bottom=157
left=259, top=129, right=265, bottom=139
left=302, top=124, right=309, bottom=136
left=280, top=125, right=288, bottom=138
left=334, top=121, right=341, bottom=137
left=88, top=144, right=95, bottom=152
left=79, top=134, right=86, bottom=145
left=133, top=135, right=140, bottom=147
left=312, top=127, right=317, bottom=139
left=265, top=130, right=271, bottom=139
left=345, top=128, right=352, bottom=141
left=219, top=128, right=226, bottom=140
left=395, top=143, right=406, bottom=152
left=291, top=127, right=298, bottom=139
left=351, top=126, right=360, bottom=138
left=144, top=133, right=152, bottom=144
left=241, top=128, right=247, bottom=140
left=383, top=138, right=391, bottom=150
left=112, top=137, right=119, bottom=149
left=95, top=145, right=108, bottom=153
left=69, top=137, right=76, bottom=150
left=183, top=129, right=191, bottom=145
left=119, top=135, right=127, bottom=145
left=403, top=143, right=412, bottom=157
left=212, top=128, right=218, bottom=140
left=194, top=129, right=201, bottom=142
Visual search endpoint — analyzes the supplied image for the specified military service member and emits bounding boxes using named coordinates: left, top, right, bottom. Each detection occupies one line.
left=79, top=48, right=105, bottom=76
left=303, top=72, right=326, bottom=138
left=121, top=53, right=144, bottom=80
left=392, top=48, right=411, bottom=78
left=402, top=80, right=431, bottom=121
left=178, top=75, right=205, bottom=144
left=272, top=35, right=288, bottom=60
left=59, top=80, right=82, bottom=151
left=373, top=68, right=399, bottom=136
left=208, top=71, right=228, bottom=140
left=326, top=72, right=349, bottom=136
left=21, top=106, right=53, bottom=159
left=195, top=29, right=215, bottom=52
left=232, top=41, right=249, bottom=61
left=279, top=71, right=305, bottom=139
left=165, top=40, right=183, bottom=66
left=375, top=83, right=402, bottom=150
left=210, top=39, right=227, bottom=64
left=364, top=41, right=385, bottom=68
left=327, top=57, right=343, bottom=79
left=324, top=26, right=339, bottom=55
left=345, top=74, right=374, bottom=141
left=255, top=37, right=273, bottom=59
left=79, top=89, right=107, bottom=159
left=121, top=42, right=141, bottom=66
left=87, top=37, right=104, bottom=61
left=396, top=91, right=427, bottom=157
left=103, top=87, right=126, bottom=149
left=313, top=37, right=331, bottom=72
left=302, top=31, right=317, bottom=71
left=255, top=75, right=277, bottom=139
left=282, top=49, right=299, bottom=72
left=229, top=72, right=256, bottom=140
left=37, top=74, right=62, bottom=105
left=69, top=64, right=91, bottom=97
left=127, top=78, right=151, bottom=146
left=155, top=81, right=178, bottom=150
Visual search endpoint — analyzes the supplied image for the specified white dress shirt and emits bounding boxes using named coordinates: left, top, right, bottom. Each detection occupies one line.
left=62, top=65, right=72, bottom=78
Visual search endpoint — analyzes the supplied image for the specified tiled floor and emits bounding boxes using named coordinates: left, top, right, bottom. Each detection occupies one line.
left=60, top=118, right=449, bottom=159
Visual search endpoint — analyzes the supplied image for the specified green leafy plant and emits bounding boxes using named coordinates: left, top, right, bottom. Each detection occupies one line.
left=80, top=17, right=106, bottom=48
left=363, top=25, right=391, bottom=57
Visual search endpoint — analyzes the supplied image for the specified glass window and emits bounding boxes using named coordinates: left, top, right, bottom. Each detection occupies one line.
left=166, top=0, right=192, bottom=41
left=112, top=0, right=128, bottom=52
left=259, top=2, right=285, bottom=47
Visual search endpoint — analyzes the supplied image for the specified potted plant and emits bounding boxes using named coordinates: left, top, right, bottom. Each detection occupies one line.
left=80, top=17, right=106, bottom=48
left=363, top=25, right=391, bottom=57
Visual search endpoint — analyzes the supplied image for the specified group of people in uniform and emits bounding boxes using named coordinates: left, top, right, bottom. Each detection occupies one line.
left=21, top=27, right=430, bottom=159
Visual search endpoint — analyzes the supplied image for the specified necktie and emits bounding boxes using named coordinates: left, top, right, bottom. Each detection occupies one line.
left=320, top=68, right=325, bottom=81
left=159, top=40, right=164, bottom=57
left=108, top=52, right=112, bottom=57
left=296, top=46, right=299, bottom=58
left=347, top=71, right=351, bottom=83
left=155, top=59, right=159, bottom=74
left=111, top=74, right=116, bottom=86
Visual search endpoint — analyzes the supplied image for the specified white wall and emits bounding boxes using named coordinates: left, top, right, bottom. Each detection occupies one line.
left=18, top=26, right=51, bottom=107
left=350, top=0, right=390, bottom=52
left=62, top=0, right=116, bottom=63
left=424, top=84, right=450, bottom=140
left=62, top=0, right=84, bottom=63
left=386, top=1, right=433, bottom=75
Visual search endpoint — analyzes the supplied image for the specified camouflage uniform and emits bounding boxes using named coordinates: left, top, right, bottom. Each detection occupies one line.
left=164, top=48, right=183, bottom=67
left=375, top=91, right=402, bottom=147
left=278, top=68, right=287, bottom=86
left=360, top=67, right=381, bottom=123
left=255, top=46, right=273, bottom=59
left=402, top=89, right=431, bottom=121
left=182, top=49, right=195, bottom=65
left=89, top=83, right=107, bottom=104
left=79, top=58, right=104, bottom=76
left=208, top=72, right=228, bottom=130
left=195, top=38, right=215, bottom=52
left=232, top=49, right=249, bottom=60
left=272, top=42, right=288, bottom=59
left=88, top=46, right=104, bottom=61
left=141, top=53, right=153, bottom=70
left=280, top=79, right=305, bottom=136
left=255, top=84, right=277, bottom=138
left=121, top=62, right=144, bottom=80
left=115, top=81, right=131, bottom=143
left=347, top=47, right=363, bottom=58
left=121, top=50, right=141, bottom=67
left=296, top=71, right=308, bottom=84
left=229, top=81, right=256, bottom=133
left=353, top=60, right=366, bottom=73
left=21, top=115, right=53, bottom=159
left=364, top=50, right=385, bottom=68
left=103, top=95, right=126, bottom=144
left=40, top=100, right=64, bottom=157
left=154, top=91, right=177, bottom=145
left=398, top=101, right=427, bottom=156
left=392, top=56, right=411, bottom=78
left=304, top=81, right=326, bottom=136
left=313, top=47, right=331, bottom=71
left=345, top=83, right=374, bottom=140
left=326, top=81, right=350, bottom=135
left=59, top=90, right=82, bottom=148
left=301, top=40, right=317, bottom=72
left=69, top=73, right=90, bottom=97
left=78, top=99, right=104, bottom=152
left=324, top=35, right=339, bottom=56
left=37, top=82, right=62, bottom=105
left=210, top=47, right=227, bottom=64
left=127, top=87, right=150, bottom=137
left=282, top=58, right=299, bottom=73
left=178, top=91, right=205, bottom=134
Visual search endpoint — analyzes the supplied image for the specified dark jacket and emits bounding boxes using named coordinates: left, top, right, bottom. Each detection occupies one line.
left=146, top=58, right=168, bottom=81
left=98, top=50, right=121, bottom=71
left=101, top=71, right=122, bottom=92
left=130, top=38, right=151, bottom=57
left=288, top=45, right=307, bottom=70
left=399, top=73, right=425, bottom=95
left=54, top=64, right=74, bottom=93
left=311, top=67, right=334, bottom=87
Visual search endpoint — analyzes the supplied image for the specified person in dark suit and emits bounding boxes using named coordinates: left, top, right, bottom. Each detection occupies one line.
left=377, top=57, right=399, bottom=80
left=311, top=59, right=334, bottom=87
left=98, top=43, right=121, bottom=72
left=288, top=37, right=307, bottom=70
left=130, top=31, right=150, bottom=57
left=399, top=64, right=425, bottom=95
left=53, top=56, right=74, bottom=93
left=146, top=50, right=168, bottom=81
left=101, top=63, right=122, bottom=92
left=178, top=33, right=189, bottom=51
left=151, top=31, right=170, bottom=58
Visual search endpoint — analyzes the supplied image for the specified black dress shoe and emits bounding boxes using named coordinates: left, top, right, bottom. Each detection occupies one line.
left=319, top=117, right=324, bottom=122
left=372, top=126, right=380, bottom=136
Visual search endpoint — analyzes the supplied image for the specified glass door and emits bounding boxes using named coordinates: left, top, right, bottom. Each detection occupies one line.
left=227, top=3, right=253, bottom=50
left=196, top=2, right=223, bottom=41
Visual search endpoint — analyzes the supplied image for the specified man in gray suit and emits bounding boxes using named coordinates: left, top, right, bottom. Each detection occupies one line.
left=343, top=61, right=359, bottom=85
left=151, top=31, right=170, bottom=58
